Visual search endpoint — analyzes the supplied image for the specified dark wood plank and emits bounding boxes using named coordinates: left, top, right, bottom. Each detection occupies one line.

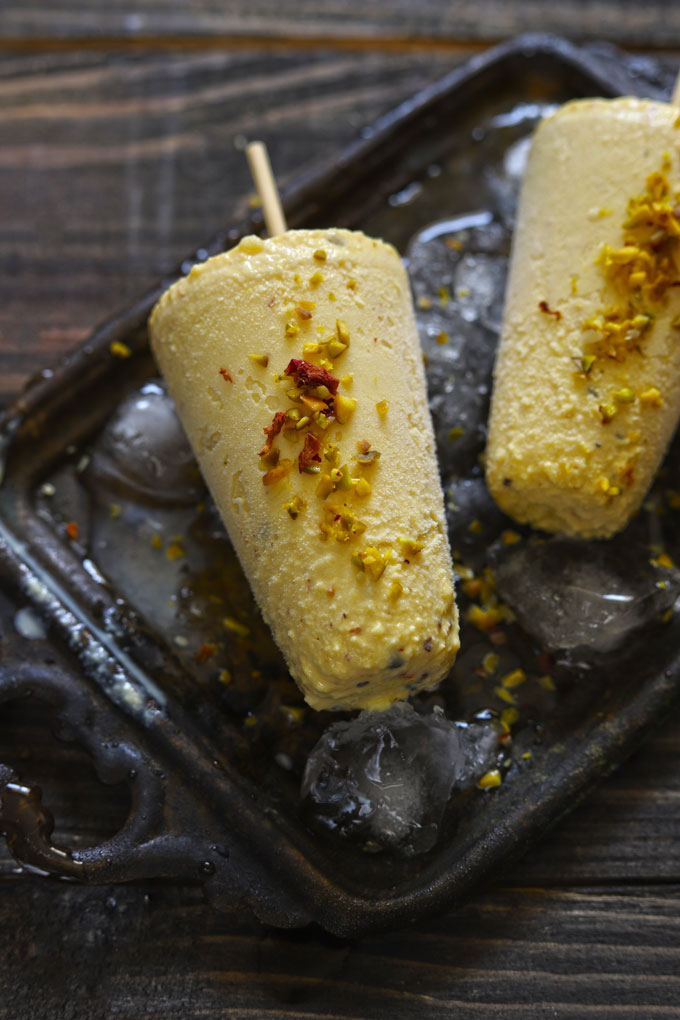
left=0, top=46, right=460, bottom=406
left=4, top=1, right=680, bottom=48
left=2, top=880, right=680, bottom=1019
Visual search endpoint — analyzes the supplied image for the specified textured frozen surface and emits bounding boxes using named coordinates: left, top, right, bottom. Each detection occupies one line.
left=302, top=702, right=498, bottom=855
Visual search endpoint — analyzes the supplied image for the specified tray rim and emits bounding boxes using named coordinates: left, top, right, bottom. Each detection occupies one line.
left=2, top=33, right=679, bottom=937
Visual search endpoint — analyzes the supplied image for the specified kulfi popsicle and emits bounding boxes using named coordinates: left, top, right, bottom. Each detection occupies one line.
left=149, top=227, right=458, bottom=711
left=486, top=97, right=680, bottom=538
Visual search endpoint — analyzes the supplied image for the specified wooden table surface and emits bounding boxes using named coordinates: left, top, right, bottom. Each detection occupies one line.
left=2, top=5, right=680, bottom=1018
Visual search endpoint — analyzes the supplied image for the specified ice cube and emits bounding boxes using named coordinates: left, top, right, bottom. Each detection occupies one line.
left=88, top=381, right=203, bottom=506
left=491, top=533, right=680, bottom=661
left=302, top=702, right=498, bottom=855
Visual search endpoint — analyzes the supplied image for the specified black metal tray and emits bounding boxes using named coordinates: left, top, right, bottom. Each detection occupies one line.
left=2, top=34, right=679, bottom=937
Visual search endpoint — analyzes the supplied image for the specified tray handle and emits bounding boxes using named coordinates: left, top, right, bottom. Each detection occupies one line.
left=0, top=663, right=199, bottom=883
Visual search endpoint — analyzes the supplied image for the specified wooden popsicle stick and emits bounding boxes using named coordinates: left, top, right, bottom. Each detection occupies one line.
left=245, top=141, right=287, bottom=237
left=672, top=70, right=680, bottom=106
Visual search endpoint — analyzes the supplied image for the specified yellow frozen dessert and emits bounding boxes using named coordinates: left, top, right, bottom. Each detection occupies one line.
left=149, top=228, right=458, bottom=710
left=486, top=97, right=680, bottom=538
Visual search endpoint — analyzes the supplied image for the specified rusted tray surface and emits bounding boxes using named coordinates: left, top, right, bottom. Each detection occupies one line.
left=2, top=35, right=680, bottom=937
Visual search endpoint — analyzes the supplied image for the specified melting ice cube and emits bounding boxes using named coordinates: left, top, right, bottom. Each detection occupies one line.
left=492, top=534, right=680, bottom=660
left=301, top=702, right=498, bottom=856
left=88, top=381, right=203, bottom=506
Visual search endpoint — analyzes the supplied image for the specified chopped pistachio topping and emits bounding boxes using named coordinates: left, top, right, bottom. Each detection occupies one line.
left=249, top=353, right=269, bottom=368
left=357, top=546, right=390, bottom=581
left=388, top=579, right=403, bottom=600
left=639, top=387, right=663, bottom=407
left=151, top=533, right=163, bottom=550
left=477, top=653, right=498, bottom=677
left=436, top=331, right=449, bottom=345
left=501, top=530, right=521, bottom=545
left=319, top=503, right=367, bottom=543
left=283, top=495, right=306, bottom=519
left=375, top=399, right=389, bottom=418
left=309, top=271, right=324, bottom=286
left=448, top=427, right=464, bottom=441
left=614, top=387, right=635, bottom=403
left=468, top=605, right=502, bottom=632
left=354, top=476, right=372, bottom=497
left=354, top=441, right=381, bottom=464
left=110, top=341, right=132, bottom=359
left=651, top=552, right=674, bottom=568
left=285, top=318, right=300, bottom=340
left=260, top=447, right=280, bottom=469
left=398, top=538, right=424, bottom=558
left=572, top=354, right=596, bottom=375
left=222, top=616, right=250, bottom=638
left=300, top=394, right=328, bottom=413
left=316, top=474, right=334, bottom=499
left=494, top=685, right=517, bottom=706
left=341, top=373, right=353, bottom=387
left=262, top=459, right=293, bottom=485
left=599, top=402, right=617, bottom=424
left=582, top=167, right=680, bottom=364
left=327, top=339, right=348, bottom=359
left=538, top=674, right=556, bottom=691
left=596, top=476, right=620, bottom=497
left=336, top=320, right=351, bottom=347
left=330, top=464, right=353, bottom=490
left=500, top=707, right=519, bottom=729
left=478, top=770, right=502, bottom=789
left=313, top=249, right=327, bottom=262
left=335, top=392, right=356, bottom=424
left=501, top=668, right=527, bottom=689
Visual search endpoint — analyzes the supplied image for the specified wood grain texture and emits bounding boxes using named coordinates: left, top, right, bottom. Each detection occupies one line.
left=1, top=880, right=680, bottom=1019
left=3, top=1, right=680, bottom=48
left=0, top=46, right=459, bottom=406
